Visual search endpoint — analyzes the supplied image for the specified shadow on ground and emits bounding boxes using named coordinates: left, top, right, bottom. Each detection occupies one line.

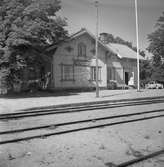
left=0, top=90, right=80, bottom=99
left=0, top=89, right=145, bottom=100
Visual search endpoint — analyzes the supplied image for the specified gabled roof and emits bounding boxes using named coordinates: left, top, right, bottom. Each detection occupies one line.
left=70, top=28, right=144, bottom=60
left=70, top=28, right=110, bottom=51
left=107, top=43, right=145, bottom=60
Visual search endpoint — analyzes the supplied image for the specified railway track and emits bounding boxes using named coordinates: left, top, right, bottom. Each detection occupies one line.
left=1, top=96, right=164, bottom=166
left=105, top=149, right=164, bottom=167
left=117, top=149, right=164, bottom=167
left=0, top=108, right=164, bottom=145
left=1, top=96, right=164, bottom=120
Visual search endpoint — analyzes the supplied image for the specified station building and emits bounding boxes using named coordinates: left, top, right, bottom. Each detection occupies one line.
left=49, top=28, right=144, bottom=90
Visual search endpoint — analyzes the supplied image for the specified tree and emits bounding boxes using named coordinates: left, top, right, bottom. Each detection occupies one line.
left=147, top=11, right=164, bottom=82
left=140, top=59, right=152, bottom=86
left=0, top=0, right=68, bottom=90
left=147, top=12, right=164, bottom=58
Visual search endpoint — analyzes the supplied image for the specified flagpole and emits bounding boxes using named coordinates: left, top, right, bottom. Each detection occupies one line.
left=135, top=0, right=140, bottom=91
left=95, top=1, right=99, bottom=97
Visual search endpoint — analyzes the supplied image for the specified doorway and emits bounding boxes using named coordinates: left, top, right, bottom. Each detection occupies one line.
left=125, top=72, right=129, bottom=85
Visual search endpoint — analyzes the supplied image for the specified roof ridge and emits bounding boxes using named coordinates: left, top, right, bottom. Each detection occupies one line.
left=70, top=28, right=87, bottom=38
left=67, top=28, right=144, bottom=60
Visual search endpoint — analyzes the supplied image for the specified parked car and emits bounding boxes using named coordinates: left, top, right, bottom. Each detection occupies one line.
left=145, top=81, right=163, bottom=89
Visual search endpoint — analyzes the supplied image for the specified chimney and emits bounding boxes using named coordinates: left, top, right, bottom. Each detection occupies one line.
left=99, top=32, right=109, bottom=44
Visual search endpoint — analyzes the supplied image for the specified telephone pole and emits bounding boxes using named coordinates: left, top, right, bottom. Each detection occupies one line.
left=135, top=0, right=140, bottom=91
left=95, top=1, right=99, bottom=97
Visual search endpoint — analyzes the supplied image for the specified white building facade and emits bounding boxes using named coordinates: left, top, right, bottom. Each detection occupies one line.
left=50, top=28, right=144, bottom=90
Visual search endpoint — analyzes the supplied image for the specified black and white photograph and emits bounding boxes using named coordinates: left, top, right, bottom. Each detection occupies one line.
left=0, top=0, right=164, bottom=166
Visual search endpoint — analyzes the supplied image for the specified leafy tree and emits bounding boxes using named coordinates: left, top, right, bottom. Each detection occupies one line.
left=147, top=11, right=164, bottom=82
left=147, top=12, right=164, bottom=58
left=105, top=34, right=114, bottom=43
left=0, top=0, right=68, bottom=90
left=140, top=59, right=152, bottom=86
left=139, top=50, right=146, bottom=58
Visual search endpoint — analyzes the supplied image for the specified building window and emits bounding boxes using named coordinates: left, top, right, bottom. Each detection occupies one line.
left=78, top=43, right=86, bottom=57
left=61, top=64, right=74, bottom=81
left=108, top=67, right=116, bottom=81
left=90, top=66, right=101, bottom=81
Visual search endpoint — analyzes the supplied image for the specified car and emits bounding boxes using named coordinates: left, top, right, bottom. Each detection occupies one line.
left=145, top=81, right=163, bottom=89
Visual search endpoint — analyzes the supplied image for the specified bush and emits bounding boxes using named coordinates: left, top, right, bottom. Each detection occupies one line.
left=107, top=80, right=117, bottom=89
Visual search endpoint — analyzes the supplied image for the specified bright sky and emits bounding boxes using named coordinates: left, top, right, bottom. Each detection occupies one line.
left=59, top=0, right=164, bottom=53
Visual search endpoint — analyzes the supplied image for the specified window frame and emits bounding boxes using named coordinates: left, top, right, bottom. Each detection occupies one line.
left=78, top=42, right=87, bottom=57
left=61, top=64, right=75, bottom=82
left=90, top=66, right=101, bottom=81
left=108, top=67, right=116, bottom=81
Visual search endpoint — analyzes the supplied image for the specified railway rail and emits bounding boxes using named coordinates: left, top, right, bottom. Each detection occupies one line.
left=117, top=149, right=164, bottom=167
left=0, top=108, right=164, bottom=145
left=1, top=96, right=164, bottom=120
left=1, top=96, right=164, bottom=166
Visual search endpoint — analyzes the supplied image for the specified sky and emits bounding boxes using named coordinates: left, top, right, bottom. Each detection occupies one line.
left=58, top=0, right=164, bottom=54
